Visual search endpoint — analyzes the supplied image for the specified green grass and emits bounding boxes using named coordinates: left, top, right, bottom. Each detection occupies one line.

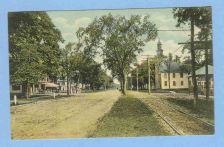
left=91, top=96, right=170, bottom=137
left=10, top=95, right=73, bottom=106
left=166, top=98, right=214, bottom=123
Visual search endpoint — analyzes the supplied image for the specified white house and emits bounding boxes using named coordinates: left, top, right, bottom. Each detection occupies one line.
left=154, top=40, right=189, bottom=90
left=159, top=62, right=189, bottom=89
left=189, top=65, right=214, bottom=95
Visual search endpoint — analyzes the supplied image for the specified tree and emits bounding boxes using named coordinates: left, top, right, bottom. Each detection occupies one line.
left=130, top=60, right=156, bottom=91
left=173, top=7, right=212, bottom=108
left=9, top=12, right=63, bottom=97
left=77, top=14, right=157, bottom=95
left=60, top=42, right=83, bottom=95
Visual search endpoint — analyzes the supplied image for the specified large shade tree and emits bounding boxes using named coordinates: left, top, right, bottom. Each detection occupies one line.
left=77, top=14, right=157, bottom=95
left=60, top=42, right=83, bottom=95
left=9, top=12, right=63, bottom=97
left=173, top=7, right=212, bottom=107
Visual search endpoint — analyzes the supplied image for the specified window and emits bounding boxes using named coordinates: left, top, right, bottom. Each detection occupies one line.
left=12, top=85, right=21, bottom=91
left=181, top=81, right=184, bottom=86
left=180, top=73, right=183, bottom=78
left=173, top=73, right=175, bottom=78
left=211, top=82, right=214, bottom=88
left=189, top=81, right=191, bottom=86
left=173, top=81, right=176, bottom=86
left=164, top=81, right=167, bottom=86
left=164, top=73, right=167, bottom=78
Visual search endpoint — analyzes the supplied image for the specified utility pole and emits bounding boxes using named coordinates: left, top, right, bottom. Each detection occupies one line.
left=131, top=74, right=133, bottom=91
left=141, top=55, right=152, bottom=94
left=147, top=57, right=151, bottom=94
left=205, top=35, right=210, bottom=101
left=177, top=19, right=198, bottom=108
left=179, top=40, right=211, bottom=103
left=136, top=67, right=139, bottom=92
left=190, top=19, right=198, bottom=108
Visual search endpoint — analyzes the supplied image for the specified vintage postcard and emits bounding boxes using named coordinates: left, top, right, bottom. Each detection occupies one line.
left=9, top=7, right=214, bottom=139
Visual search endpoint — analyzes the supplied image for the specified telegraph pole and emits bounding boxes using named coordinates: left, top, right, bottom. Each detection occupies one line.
left=131, top=74, right=133, bottom=91
left=178, top=37, right=211, bottom=103
left=205, top=35, right=210, bottom=101
left=190, top=19, right=198, bottom=108
left=141, top=55, right=152, bottom=94
left=147, top=57, right=151, bottom=94
left=136, top=67, right=139, bottom=92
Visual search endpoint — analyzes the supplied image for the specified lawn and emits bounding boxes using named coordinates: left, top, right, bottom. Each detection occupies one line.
left=10, top=95, right=73, bottom=106
left=91, top=95, right=170, bottom=137
left=166, top=98, right=214, bottom=124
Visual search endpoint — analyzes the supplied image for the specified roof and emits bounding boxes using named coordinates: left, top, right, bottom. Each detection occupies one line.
left=43, top=82, right=59, bottom=88
left=160, top=62, right=183, bottom=73
left=195, top=65, right=213, bottom=75
left=188, top=65, right=213, bottom=77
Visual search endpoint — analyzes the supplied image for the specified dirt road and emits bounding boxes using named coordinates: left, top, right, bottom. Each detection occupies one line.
left=11, top=90, right=121, bottom=139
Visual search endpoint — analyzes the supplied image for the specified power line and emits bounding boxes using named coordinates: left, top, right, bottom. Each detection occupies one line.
left=157, top=29, right=190, bottom=32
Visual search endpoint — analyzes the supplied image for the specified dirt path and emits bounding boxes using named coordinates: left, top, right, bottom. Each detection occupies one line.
left=11, top=90, right=121, bottom=139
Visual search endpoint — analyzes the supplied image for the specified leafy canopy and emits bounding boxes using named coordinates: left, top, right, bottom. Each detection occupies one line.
left=9, top=12, right=64, bottom=84
left=77, top=13, right=157, bottom=82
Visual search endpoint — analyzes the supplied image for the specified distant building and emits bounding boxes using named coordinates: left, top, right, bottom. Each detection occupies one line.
left=154, top=40, right=189, bottom=90
left=57, top=77, right=82, bottom=94
left=159, top=62, right=189, bottom=89
left=189, top=65, right=214, bottom=95
left=10, top=76, right=59, bottom=98
left=156, top=39, right=163, bottom=57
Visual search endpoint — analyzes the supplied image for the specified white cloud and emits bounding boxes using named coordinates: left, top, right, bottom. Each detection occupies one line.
left=74, top=17, right=92, bottom=29
left=51, top=16, right=92, bottom=46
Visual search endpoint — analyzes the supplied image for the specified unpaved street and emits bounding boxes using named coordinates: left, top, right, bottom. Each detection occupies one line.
left=11, top=90, right=121, bottom=139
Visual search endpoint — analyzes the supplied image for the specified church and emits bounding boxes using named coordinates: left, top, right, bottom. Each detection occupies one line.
left=154, top=40, right=189, bottom=90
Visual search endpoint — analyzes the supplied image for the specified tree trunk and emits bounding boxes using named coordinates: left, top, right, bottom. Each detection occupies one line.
left=136, top=68, right=139, bottom=91
left=120, top=80, right=123, bottom=91
left=67, top=74, right=70, bottom=96
left=205, top=36, right=210, bottom=101
left=190, top=19, right=198, bottom=108
left=26, top=83, right=31, bottom=99
left=168, top=62, right=171, bottom=89
left=122, top=73, right=127, bottom=95
left=148, top=58, right=151, bottom=94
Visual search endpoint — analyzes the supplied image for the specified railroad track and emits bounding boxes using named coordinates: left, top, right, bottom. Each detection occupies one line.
left=141, top=97, right=214, bottom=135
left=161, top=100, right=214, bottom=127
left=146, top=104, right=184, bottom=135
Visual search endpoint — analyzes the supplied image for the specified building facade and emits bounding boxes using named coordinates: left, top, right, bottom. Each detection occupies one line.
left=160, top=72, right=189, bottom=89
left=154, top=40, right=189, bottom=90
left=189, top=65, right=214, bottom=95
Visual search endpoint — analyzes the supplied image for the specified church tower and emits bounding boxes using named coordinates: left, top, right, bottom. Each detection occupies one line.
left=156, top=39, right=163, bottom=57
left=154, top=39, right=163, bottom=89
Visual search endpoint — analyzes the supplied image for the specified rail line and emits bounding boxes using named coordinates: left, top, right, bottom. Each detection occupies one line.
left=162, top=100, right=214, bottom=127
left=141, top=97, right=214, bottom=135
left=146, top=104, right=184, bottom=135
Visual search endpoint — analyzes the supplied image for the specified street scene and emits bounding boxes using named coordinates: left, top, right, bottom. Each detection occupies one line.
left=9, top=7, right=214, bottom=139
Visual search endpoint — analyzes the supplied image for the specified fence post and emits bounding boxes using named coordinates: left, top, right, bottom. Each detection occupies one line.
left=14, top=95, right=17, bottom=105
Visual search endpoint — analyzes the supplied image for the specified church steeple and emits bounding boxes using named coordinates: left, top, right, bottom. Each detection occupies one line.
left=157, top=39, right=163, bottom=56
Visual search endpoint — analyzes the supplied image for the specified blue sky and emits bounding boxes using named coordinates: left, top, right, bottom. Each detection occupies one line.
left=47, top=8, right=197, bottom=64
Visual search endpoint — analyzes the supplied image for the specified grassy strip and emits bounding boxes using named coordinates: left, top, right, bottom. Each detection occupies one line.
left=166, top=98, right=214, bottom=123
left=91, top=95, right=170, bottom=137
left=10, top=95, right=73, bottom=106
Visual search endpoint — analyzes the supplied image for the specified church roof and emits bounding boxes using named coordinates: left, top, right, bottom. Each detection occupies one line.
left=160, top=62, right=183, bottom=73
left=195, top=65, right=213, bottom=75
